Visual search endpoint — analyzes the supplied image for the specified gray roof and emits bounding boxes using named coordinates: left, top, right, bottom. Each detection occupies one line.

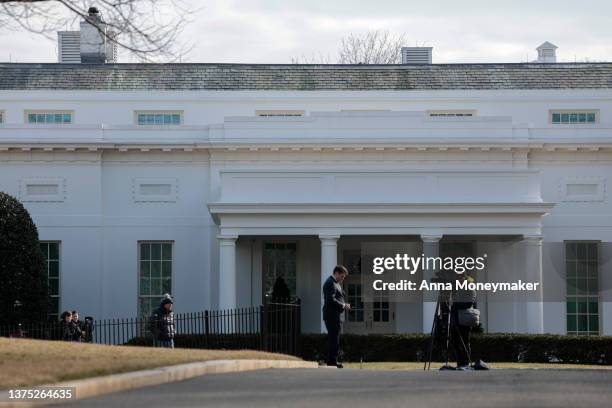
left=1, top=63, right=612, bottom=91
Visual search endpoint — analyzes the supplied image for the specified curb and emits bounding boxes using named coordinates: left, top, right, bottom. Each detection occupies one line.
left=0, top=359, right=318, bottom=407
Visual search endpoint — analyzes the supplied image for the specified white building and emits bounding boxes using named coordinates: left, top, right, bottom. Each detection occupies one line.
left=1, top=51, right=612, bottom=335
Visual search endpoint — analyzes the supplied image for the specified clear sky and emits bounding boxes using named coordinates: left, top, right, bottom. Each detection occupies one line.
left=1, top=0, right=610, bottom=63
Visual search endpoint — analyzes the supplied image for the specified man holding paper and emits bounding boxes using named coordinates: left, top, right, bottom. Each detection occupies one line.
left=322, top=265, right=351, bottom=368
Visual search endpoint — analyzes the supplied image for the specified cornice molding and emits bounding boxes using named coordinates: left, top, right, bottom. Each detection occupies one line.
left=207, top=202, right=555, bottom=225
left=1, top=142, right=611, bottom=153
left=208, top=202, right=556, bottom=214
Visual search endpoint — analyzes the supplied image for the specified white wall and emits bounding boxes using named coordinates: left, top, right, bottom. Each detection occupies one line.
left=2, top=89, right=612, bottom=128
left=0, top=150, right=214, bottom=320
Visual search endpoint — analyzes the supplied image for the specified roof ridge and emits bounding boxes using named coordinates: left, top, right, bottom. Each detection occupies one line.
left=1, top=62, right=612, bottom=67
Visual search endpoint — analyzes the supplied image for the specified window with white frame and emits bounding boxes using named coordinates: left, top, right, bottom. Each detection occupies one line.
left=428, top=110, right=476, bottom=117
left=256, top=110, right=304, bottom=117
left=372, top=291, right=390, bottom=322
left=136, top=111, right=182, bottom=125
left=343, top=250, right=364, bottom=323
left=40, top=242, right=61, bottom=321
left=346, top=283, right=364, bottom=322
left=27, top=111, right=73, bottom=124
left=551, top=110, right=598, bottom=124
left=138, top=242, right=173, bottom=319
left=566, top=241, right=599, bottom=336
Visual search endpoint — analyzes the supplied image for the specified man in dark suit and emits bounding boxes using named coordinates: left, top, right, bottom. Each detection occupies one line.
left=322, top=265, right=351, bottom=368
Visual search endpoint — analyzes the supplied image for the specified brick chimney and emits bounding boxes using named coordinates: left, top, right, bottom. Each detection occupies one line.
left=79, top=7, right=115, bottom=63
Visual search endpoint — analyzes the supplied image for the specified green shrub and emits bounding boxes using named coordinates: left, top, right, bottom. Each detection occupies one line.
left=0, top=192, right=48, bottom=325
left=126, top=332, right=612, bottom=364
left=300, top=333, right=612, bottom=364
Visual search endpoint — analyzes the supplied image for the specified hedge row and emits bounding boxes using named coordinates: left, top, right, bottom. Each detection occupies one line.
left=126, top=333, right=612, bottom=364
left=126, top=333, right=261, bottom=350
left=300, top=333, right=612, bottom=364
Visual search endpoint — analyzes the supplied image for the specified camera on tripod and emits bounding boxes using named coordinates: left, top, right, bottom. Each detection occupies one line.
left=424, top=269, right=471, bottom=371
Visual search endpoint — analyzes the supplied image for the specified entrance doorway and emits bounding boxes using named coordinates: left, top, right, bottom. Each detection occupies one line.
left=262, top=242, right=297, bottom=299
left=342, top=250, right=395, bottom=334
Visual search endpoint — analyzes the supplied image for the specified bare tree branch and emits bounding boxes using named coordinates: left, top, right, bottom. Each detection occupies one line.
left=292, top=29, right=407, bottom=64
left=0, top=0, right=195, bottom=61
left=338, top=30, right=407, bottom=64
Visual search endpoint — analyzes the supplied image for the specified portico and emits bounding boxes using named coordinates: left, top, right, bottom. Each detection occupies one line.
left=209, top=169, right=553, bottom=334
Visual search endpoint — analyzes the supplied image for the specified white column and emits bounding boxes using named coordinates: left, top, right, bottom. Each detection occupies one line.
left=602, top=241, right=612, bottom=335
left=218, top=234, right=238, bottom=310
left=421, top=234, right=442, bottom=333
left=523, top=235, right=544, bottom=334
left=320, top=234, right=340, bottom=333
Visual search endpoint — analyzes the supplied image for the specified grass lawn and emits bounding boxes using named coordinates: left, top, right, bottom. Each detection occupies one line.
left=0, top=337, right=298, bottom=389
left=345, top=362, right=612, bottom=370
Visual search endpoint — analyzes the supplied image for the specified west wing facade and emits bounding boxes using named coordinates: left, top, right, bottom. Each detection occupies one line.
left=1, top=64, right=611, bottom=335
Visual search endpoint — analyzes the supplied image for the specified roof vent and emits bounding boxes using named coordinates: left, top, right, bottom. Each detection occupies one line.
left=401, top=47, right=433, bottom=64
left=536, top=41, right=557, bottom=63
left=57, top=31, right=81, bottom=63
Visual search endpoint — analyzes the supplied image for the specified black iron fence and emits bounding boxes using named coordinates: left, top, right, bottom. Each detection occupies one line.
left=0, top=297, right=301, bottom=356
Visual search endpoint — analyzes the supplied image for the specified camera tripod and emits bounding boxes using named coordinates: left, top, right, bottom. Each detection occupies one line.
left=423, top=289, right=472, bottom=371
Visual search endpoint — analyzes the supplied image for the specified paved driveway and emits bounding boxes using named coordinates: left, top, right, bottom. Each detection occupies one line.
left=59, top=368, right=612, bottom=408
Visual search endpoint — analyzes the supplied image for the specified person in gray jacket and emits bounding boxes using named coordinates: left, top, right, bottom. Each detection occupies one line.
left=151, top=294, right=175, bottom=348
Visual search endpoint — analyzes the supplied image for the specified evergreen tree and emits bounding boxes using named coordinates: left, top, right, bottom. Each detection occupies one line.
left=0, top=192, right=48, bottom=325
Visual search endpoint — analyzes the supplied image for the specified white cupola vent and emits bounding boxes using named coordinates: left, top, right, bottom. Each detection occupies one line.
left=536, top=41, right=558, bottom=63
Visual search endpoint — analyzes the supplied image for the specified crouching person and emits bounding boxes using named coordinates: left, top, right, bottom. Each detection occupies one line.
left=151, top=294, right=175, bottom=348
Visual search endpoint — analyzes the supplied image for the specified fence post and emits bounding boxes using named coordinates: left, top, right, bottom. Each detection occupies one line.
left=261, top=303, right=268, bottom=352
left=295, top=298, right=301, bottom=356
left=204, top=310, right=209, bottom=348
